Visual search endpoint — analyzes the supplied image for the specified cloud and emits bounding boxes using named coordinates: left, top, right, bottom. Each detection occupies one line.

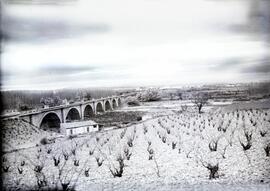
left=229, top=0, right=270, bottom=43
left=1, top=13, right=110, bottom=43
left=210, top=57, right=245, bottom=71
left=39, top=65, right=98, bottom=75
left=1, top=0, right=270, bottom=90
left=241, top=57, right=270, bottom=74
left=4, top=0, right=77, bottom=5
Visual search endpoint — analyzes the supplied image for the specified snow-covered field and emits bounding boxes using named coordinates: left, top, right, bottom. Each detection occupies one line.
left=2, top=100, right=270, bottom=190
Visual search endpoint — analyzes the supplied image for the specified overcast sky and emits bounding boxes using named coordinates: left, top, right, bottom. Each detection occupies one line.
left=1, top=0, right=270, bottom=90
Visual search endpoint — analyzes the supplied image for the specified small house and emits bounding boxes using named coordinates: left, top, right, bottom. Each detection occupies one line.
left=60, top=120, right=99, bottom=136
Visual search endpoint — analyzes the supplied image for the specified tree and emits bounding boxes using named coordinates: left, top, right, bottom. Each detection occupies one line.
left=40, top=96, right=61, bottom=107
left=84, top=92, right=92, bottom=101
left=52, top=96, right=61, bottom=106
left=137, top=89, right=161, bottom=102
left=192, top=92, right=209, bottom=113
left=19, top=104, right=32, bottom=111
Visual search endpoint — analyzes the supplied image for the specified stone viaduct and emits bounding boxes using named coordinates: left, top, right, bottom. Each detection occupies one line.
left=19, top=96, right=122, bottom=129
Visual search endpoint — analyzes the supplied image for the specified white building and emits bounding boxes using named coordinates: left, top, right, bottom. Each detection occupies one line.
left=60, top=120, right=99, bottom=136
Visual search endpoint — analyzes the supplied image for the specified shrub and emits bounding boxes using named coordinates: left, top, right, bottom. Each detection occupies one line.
left=85, top=168, right=90, bottom=177
left=40, top=137, right=49, bottom=145
left=73, top=159, right=79, bottom=167
left=63, top=151, right=69, bottom=161
left=259, top=129, right=267, bottom=137
left=36, top=176, right=47, bottom=189
left=240, top=129, right=253, bottom=151
left=20, top=160, right=25, bottom=166
left=208, top=139, right=218, bottom=152
left=180, top=105, right=188, bottom=112
left=172, top=142, right=177, bottom=149
left=264, top=143, right=270, bottom=157
left=137, top=116, right=142, bottom=121
left=89, top=148, right=95, bottom=155
left=3, top=165, right=10, bottom=172
left=60, top=181, right=76, bottom=191
left=34, top=165, right=43, bottom=173
left=143, top=126, right=148, bottom=134
left=95, top=156, right=104, bottom=167
left=147, top=145, right=154, bottom=160
left=109, top=155, right=125, bottom=178
left=124, top=147, right=132, bottom=160
left=17, top=167, right=23, bottom=174
left=127, top=135, right=135, bottom=147
left=53, top=156, right=61, bottom=166
left=71, top=148, right=76, bottom=156
left=68, top=134, right=78, bottom=139
left=47, top=148, right=52, bottom=154
left=207, top=164, right=219, bottom=179
left=120, top=128, right=127, bottom=139
left=2, top=156, right=7, bottom=163
left=125, top=97, right=141, bottom=106
left=162, top=136, right=166, bottom=143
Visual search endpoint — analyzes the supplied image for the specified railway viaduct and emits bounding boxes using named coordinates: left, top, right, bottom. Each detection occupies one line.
left=19, top=96, right=122, bottom=129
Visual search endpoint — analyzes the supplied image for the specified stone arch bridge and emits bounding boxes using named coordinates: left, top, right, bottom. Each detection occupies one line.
left=20, top=96, right=123, bottom=130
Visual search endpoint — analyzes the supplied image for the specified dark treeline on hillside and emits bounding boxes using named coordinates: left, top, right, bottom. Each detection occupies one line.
left=2, top=88, right=118, bottom=111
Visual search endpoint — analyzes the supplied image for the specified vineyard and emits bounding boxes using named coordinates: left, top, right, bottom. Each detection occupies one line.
left=2, top=108, right=270, bottom=190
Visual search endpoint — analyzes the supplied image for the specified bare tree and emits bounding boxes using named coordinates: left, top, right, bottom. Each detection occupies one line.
left=192, top=93, right=209, bottom=113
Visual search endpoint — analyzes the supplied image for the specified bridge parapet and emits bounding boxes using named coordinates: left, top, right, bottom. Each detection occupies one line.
left=19, top=95, right=122, bottom=117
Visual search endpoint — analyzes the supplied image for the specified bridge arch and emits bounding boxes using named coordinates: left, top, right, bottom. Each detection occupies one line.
left=112, top=99, right=117, bottom=109
left=39, top=112, right=61, bottom=132
left=96, top=102, right=104, bottom=113
left=105, top=100, right=112, bottom=111
left=84, top=105, right=94, bottom=119
left=66, top=108, right=81, bottom=122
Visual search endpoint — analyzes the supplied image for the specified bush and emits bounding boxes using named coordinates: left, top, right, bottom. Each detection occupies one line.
left=208, top=139, right=218, bottom=152
left=109, top=155, right=125, bottom=178
left=264, top=143, right=270, bottom=157
left=147, top=145, right=154, bottom=160
left=127, top=135, right=135, bottom=147
left=63, top=151, right=69, bottom=161
left=53, top=156, right=61, bottom=166
left=124, top=147, right=132, bottom=160
left=125, top=97, right=140, bottom=106
left=73, top=159, right=80, bottom=167
left=137, top=89, right=161, bottom=102
left=207, top=163, right=219, bottom=179
left=137, top=116, right=142, bottom=121
left=85, top=168, right=90, bottom=177
left=95, top=156, right=104, bottom=167
left=89, top=148, right=95, bottom=155
left=34, top=165, right=43, bottom=173
left=172, top=142, right=176, bottom=149
left=68, top=134, right=78, bottom=139
left=40, top=137, right=49, bottom=145
left=3, top=166, right=10, bottom=172
left=143, top=125, right=148, bottom=134
left=17, top=167, right=23, bottom=174
left=240, top=129, right=252, bottom=151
